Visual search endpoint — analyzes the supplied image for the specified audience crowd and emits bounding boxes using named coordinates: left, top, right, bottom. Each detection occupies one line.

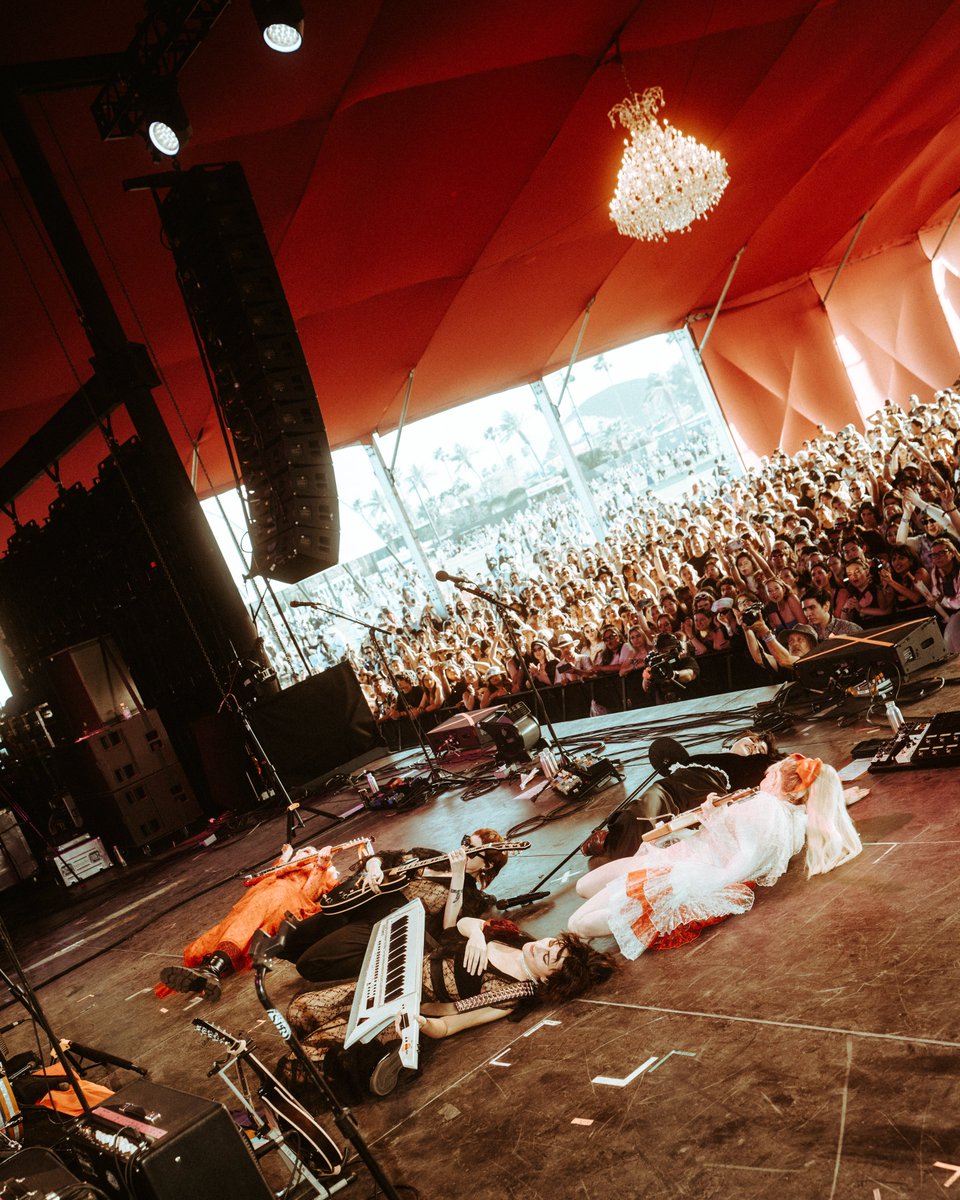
left=276, top=388, right=960, bottom=733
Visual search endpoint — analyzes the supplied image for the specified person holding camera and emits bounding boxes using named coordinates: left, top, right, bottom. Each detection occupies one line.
left=641, top=632, right=699, bottom=704
left=746, top=615, right=819, bottom=673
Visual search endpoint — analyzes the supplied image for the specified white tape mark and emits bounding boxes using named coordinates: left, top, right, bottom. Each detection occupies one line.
left=592, top=1055, right=658, bottom=1087
left=571, top=1118, right=594, bottom=1126
left=935, top=1162, right=960, bottom=1187
left=648, top=1049, right=696, bottom=1073
left=159, top=1007, right=168, bottom=1013
left=523, top=1018, right=561, bottom=1038
left=873, top=844, right=899, bottom=863
left=556, top=868, right=586, bottom=885
left=124, top=988, right=154, bottom=1001
left=489, top=1057, right=512, bottom=1067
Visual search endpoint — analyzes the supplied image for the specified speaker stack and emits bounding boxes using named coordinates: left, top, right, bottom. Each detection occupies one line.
left=59, top=707, right=200, bottom=849
left=158, top=163, right=339, bottom=584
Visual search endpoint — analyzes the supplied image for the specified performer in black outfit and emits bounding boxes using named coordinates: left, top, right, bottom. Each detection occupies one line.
left=581, top=731, right=781, bottom=860
left=276, top=830, right=509, bottom=982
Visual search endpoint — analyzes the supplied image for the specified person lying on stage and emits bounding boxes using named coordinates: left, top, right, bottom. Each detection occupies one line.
left=580, top=730, right=782, bottom=860
left=158, top=842, right=346, bottom=1001
left=567, top=754, right=861, bottom=959
left=277, top=915, right=616, bottom=1101
left=274, top=829, right=511, bottom=983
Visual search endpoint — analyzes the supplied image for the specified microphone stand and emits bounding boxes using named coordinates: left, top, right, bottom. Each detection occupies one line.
left=250, top=933, right=403, bottom=1200
left=496, top=768, right=658, bottom=909
left=289, top=600, right=448, bottom=785
left=217, top=689, right=348, bottom=846
left=438, top=576, right=572, bottom=766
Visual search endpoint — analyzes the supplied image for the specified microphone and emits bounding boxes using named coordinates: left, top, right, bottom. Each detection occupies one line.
left=435, top=570, right=468, bottom=584
left=289, top=599, right=315, bottom=608
left=495, top=891, right=551, bottom=910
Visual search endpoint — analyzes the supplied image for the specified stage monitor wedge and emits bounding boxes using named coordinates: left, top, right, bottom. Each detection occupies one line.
left=794, top=616, right=949, bottom=690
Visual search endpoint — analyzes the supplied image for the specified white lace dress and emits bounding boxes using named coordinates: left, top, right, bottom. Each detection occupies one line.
left=606, top=791, right=806, bottom=960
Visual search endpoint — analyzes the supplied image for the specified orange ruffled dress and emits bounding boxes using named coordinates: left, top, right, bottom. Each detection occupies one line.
left=606, top=791, right=806, bottom=960
left=183, top=856, right=340, bottom=973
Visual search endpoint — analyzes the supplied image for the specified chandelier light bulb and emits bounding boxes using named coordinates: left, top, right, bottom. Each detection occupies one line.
left=608, top=87, right=729, bottom=242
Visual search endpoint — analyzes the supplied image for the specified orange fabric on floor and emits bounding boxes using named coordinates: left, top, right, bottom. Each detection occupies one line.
left=33, top=1063, right=114, bottom=1116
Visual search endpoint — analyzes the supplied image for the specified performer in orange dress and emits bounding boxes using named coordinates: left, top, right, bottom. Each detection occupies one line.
left=159, top=844, right=342, bottom=1001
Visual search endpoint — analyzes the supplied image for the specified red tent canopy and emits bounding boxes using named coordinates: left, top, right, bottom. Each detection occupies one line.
left=3, top=0, right=960, bottom=524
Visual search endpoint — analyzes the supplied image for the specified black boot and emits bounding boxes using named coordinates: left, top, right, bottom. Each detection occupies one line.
left=160, top=949, right=234, bottom=1001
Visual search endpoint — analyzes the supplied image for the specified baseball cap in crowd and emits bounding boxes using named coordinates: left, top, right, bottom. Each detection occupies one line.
left=711, top=597, right=735, bottom=613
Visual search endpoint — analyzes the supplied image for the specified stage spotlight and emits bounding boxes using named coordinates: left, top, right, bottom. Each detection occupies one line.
left=143, top=84, right=191, bottom=158
left=252, top=0, right=304, bottom=52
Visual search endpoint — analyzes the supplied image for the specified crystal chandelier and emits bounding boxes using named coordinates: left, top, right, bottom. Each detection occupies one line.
left=608, top=87, right=729, bottom=242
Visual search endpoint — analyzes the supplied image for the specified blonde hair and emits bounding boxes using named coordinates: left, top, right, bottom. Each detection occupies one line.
left=802, top=764, right=862, bottom=877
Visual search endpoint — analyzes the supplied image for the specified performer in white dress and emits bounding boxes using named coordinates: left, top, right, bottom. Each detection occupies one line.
left=567, top=755, right=860, bottom=960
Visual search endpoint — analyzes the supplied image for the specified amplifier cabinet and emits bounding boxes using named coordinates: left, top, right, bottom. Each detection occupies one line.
left=426, top=706, right=498, bottom=754
left=66, top=1079, right=273, bottom=1200
left=0, top=1147, right=100, bottom=1198
left=794, top=615, right=948, bottom=689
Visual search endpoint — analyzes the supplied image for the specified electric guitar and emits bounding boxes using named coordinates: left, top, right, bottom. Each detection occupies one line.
left=318, top=840, right=530, bottom=915
left=192, top=1017, right=345, bottom=1178
left=242, top=836, right=373, bottom=886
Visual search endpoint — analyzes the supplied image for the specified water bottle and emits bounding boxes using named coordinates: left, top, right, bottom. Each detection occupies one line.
left=885, top=701, right=904, bottom=733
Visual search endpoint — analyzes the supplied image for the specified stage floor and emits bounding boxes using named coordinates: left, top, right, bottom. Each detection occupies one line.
left=3, top=667, right=960, bottom=1199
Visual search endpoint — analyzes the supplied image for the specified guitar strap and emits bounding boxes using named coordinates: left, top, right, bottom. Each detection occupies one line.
left=454, top=982, right=536, bottom=1012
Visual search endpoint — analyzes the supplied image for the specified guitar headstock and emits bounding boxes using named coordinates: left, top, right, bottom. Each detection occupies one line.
left=192, top=1018, right=245, bottom=1052
left=484, top=840, right=530, bottom=855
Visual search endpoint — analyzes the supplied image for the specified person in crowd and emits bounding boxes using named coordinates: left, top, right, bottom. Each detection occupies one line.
left=800, top=588, right=864, bottom=640
left=879, top=545, right=931, bottom=613
left=927, top=538, right=960, bottom=651
left=593, top=626, right=624, bottom=674
left=479, top=665, right=511, bottom=707
left=747, top=618, right=820, bottom=674
left=567, top=755, right=861, bottom=958
left=641, top=632, right=699, bottom=704
left=837, top=559, right=892, bottom=626
left=528, top=638, right=560, bottom=686
left=762, top=577, right=804, bottom=631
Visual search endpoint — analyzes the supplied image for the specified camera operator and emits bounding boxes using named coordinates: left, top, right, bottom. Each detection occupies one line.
left=641, top=632, right=699, bottom=704
left=745, top=615, right=820, bottom=674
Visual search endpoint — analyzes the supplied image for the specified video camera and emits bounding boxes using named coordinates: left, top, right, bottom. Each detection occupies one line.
left=644, top=647, right=681, bottom=681
left=741, top=602, right=778, bottom=627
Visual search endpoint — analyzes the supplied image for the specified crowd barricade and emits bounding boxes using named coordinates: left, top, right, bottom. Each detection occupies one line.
left=375, top=648, right=773, bottom=751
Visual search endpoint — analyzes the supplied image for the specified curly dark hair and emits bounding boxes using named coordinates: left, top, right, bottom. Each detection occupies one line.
left=537, top=932, right=618, bottom=1002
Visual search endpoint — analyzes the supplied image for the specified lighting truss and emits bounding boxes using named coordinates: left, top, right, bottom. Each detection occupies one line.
left=91, top=0, right=231, bottom=141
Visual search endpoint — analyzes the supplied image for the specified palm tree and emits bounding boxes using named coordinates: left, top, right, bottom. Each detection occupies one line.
left=447, top=442, right=485, bottom=484
left=497, top=411, right=546, bottom=475
left=432, top=446, right=457, bottom=488
left=398, top=464, right=443, bottom=543
left=483, top=425, right=510, bottom=468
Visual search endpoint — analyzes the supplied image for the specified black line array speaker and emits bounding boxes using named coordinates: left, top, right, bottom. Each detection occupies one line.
left=158, top=162, right=339, bottom=584
left=66, top=1079, right=273, bottom=1200
left=794, top=615, right=949, bottom=689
